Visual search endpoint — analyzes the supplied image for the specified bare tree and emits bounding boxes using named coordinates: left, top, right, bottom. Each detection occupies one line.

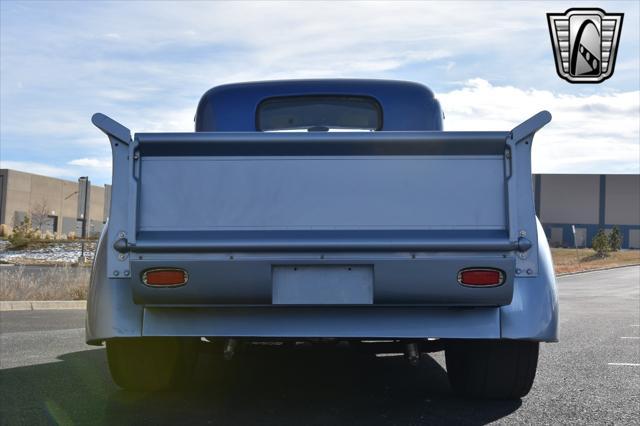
left=30, top=199, right=52, bottom=232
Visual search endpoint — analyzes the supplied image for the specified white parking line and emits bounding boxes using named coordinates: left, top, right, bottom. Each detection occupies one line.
left=620, top=337, right=640, bottom=339
left=608, top=363, right=640, bottom=366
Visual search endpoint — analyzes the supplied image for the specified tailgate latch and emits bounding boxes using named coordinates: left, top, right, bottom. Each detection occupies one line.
left=516, top=237, right=532, bottom=252
left=113, top=237, right=129, bottom=253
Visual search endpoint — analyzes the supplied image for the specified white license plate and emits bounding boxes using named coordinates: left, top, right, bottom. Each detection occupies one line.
left=272, top=265, right=373, bottom=305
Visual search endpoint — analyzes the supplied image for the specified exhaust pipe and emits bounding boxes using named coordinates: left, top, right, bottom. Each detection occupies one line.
left=224, top=339, right=238, bottom=360
left=405, top=342, right=420, bottom=366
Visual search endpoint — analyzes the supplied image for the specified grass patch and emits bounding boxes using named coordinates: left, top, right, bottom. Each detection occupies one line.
left=0, top=265, right=90, bottom=301
left=551, top=248, right=640, bottom=275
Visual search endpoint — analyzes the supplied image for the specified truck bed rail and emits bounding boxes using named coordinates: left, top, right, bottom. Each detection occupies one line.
left=134, top=131, right=509, bottom=156
left=125, top=230, right=529, bottom=253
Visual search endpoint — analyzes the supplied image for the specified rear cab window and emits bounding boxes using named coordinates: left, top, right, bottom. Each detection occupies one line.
left=257, top=96, right=382, bottom=131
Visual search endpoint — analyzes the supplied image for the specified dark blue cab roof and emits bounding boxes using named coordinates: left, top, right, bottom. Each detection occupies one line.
left=195, top=79, right=443, bottom=132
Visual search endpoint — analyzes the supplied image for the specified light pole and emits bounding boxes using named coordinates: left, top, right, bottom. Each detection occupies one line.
left=77, top=177, right=91, bottom=263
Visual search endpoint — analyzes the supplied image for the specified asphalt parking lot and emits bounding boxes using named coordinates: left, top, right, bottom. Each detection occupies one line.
left=1, top=266, right=638, bottom=425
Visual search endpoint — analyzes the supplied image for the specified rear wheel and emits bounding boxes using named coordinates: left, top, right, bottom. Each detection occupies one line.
left=445, top=339, right=539, bottom=400
left=106, top=337, right=199, bottom=391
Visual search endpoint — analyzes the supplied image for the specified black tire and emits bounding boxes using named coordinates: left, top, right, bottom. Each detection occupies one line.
left=106, top=337, right=199, bottom=391
left=445, top=339, right=539, bottom=400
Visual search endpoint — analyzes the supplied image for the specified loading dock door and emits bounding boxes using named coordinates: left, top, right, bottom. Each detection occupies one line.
left=550, top=227, right=564, bottom=246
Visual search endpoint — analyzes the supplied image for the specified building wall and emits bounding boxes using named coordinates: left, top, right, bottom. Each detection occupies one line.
left=605, top=175, right=640, bottom=226
left=539, top=174, right=600, bottom=224
left=0, top=169, right=109, bottom=238
left=88, top=185, right=106, bottom=237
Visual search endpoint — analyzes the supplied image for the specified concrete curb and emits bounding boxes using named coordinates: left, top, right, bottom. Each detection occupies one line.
left=0, top=300, right=86, bottom=311
left=557, top=263, right=640, bottom=277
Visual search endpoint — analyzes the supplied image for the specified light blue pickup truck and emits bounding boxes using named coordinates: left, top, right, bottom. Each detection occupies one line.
left=87, top=79, right=558, bottom=399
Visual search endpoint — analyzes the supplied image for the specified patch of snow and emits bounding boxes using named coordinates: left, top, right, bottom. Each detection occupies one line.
left=0, top=242, right=96, bottom=264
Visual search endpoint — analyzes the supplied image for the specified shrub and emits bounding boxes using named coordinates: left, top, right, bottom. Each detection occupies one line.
left=608, top=226, right=622, bottom=252
left=591, top=229, right=610, bottom=258
left=7, top=217, right=38, bottom=250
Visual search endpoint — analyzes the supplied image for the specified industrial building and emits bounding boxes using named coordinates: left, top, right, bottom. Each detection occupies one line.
left=0, top=169, right=110, bottom=238
left=0, top=169, right=638, bottom=247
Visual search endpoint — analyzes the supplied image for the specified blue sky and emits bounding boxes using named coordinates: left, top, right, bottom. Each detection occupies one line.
left=1, top=1, right=638, bottom=185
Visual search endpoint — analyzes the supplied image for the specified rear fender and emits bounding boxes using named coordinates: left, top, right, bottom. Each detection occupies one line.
left=85, top=223, right=142, bottom=345
left=500, top=219, right=559, bottom=341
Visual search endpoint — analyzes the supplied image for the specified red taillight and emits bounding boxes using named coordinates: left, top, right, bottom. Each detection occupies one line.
left=142, top=268, right=188, bottom=287
left=458, top=268, right=504, bottom=287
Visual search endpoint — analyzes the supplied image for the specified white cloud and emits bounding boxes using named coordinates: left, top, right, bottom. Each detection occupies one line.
left=68, top=157, right=111, bottom=170
left=438, top=79, right=640, bottom=173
